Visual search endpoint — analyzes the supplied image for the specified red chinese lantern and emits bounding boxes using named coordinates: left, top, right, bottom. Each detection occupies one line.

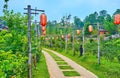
left=76, top=30, right=80, bottom=35
left=40, top=13, right=47, bottom=26
left=89, top=25, right=93, bottom=32
left=42, top=26, right=46, bottom=31
left=67, top=34, right=70, bottom=38
left=114, top=14, right=120, bottom=25
left=42, top=30, right=46, bottom=35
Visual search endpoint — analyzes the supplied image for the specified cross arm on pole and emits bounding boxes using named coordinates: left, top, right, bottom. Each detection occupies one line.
left=31, top=9, right=45, bottom=12
left=31, top=13, right=39, bottom=14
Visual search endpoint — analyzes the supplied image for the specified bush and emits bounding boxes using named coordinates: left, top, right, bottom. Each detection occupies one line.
left=117, top=54, right=120, bottom=63
left=0, top=50, right=28, bottom=78
left=89, top=38, right=94, bottom=43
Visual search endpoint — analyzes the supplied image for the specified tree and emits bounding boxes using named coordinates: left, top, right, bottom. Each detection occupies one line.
left=60, top=16, right=65, bottom=26
left=113, top=9, right=120, bottom=15
left=97, top=10, right=108, bottom=25
left=104, top=20, right=117, bottom=34
left=97, top=16, right=104, bottom=25
left=105, top=14, right=112, bottom=22
left=74, top=16, right=84, bottom=28
left=99, top=10, right=107, bottom=17
left=0, top=10, right=29, bottom=77
left=3, top=0, right=9, bottom=12
left=84, top=12, right=98, bottom=24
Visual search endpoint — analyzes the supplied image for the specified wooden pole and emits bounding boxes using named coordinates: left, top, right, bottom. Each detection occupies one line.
left=72, top=31, right=75, bottom=55
left=82, top=26, right=85, bottom=55
left=97, top=22, right=100, bottom=64
left=28, top=5, right=32, bottom=78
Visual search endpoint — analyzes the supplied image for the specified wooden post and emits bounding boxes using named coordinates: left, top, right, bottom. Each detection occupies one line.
left=28, top=5, right=32, bottom=78
left=82, top=26, right=85, bottom=55
left=72, top=31, right=75, bottom=55
left=97, top=22, right=100, bottom=64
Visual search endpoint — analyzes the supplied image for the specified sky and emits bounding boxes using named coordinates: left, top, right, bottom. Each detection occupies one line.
left=0, top=0, right=120, bottom=22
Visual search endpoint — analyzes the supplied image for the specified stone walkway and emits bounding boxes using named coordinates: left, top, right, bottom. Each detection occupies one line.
left=43, top=51, right=64, bottom=78
left=43, top=49, right=98, bottom=78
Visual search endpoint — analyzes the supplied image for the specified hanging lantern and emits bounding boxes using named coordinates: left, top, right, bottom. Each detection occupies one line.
left=88, top=25, right=93, bottom=32
left=67, top=34, right=70, bottom=38
left=40, top=13, right=47, bottom=26
left=76, top=30, right=80, bottom=35
left=42, top=34, right=46, bottom=36
left=42, top=30, right=46, bottom=35
left=61, top=35, right=64, bottom=39
left=42, top=26, right=46, bottom=31
left=114, top=14, right=120, bottom=25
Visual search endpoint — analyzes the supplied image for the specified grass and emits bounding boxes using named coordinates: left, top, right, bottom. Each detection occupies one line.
left=63, top=71, right=80, bottom=76
left=45, top=48, right=120, bottom=78
left=54, top=57, right=64, bottom=61
left=57, top=61, right=68, bottom=65
left=45, top=50, right=64, bottom=61
left=59, top=66, right=73, bottom=69
left=32, top=53, right=50, bottom=78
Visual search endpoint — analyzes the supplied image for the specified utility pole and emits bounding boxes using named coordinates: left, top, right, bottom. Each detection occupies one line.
left=72, top=31, right=75, bottom=55
left=65, top=35, right=68, bottom=53
left=97, top=22, right=100, bottom=65
left=65, top=15, right=71, bottom=53
left=26, top=5, right=32, bottom=78
left=34, top=7, right=38, bottom=54
left=24, top=5, right=44, bottom=78
left=34, top=20, right=37, bottom=55
left=38, top=24, right=40, bottom=51
left=82, top=26, right=85, bottom=55
left=65, top=16, right=68, bottom=53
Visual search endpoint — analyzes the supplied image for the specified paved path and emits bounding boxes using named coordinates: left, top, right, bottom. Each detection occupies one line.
left=43, top=51, right=64, bottom=78
left=43, top=49, right=98, bottom=78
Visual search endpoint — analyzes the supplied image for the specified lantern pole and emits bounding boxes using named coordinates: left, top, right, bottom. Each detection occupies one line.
left=27, top=5, right=32, bottom=78
left=89, top=23, right=101, bottom=65
left=38, top=24, right=40, bottom=50
left=97, top=22, right=100, bottom=65
left=24, top=5, right=45, bottom=78
left=72, top=30, right=75, bottom=55
left=65, top=16, right=68, bottom=53
left=72, top=24, right=76, bottom=56
left=82, top=26, right=85, bottom=55
left=65, top=35, right=68, bottom=53
left=34, top=20, right=37, bottom=67
left=60, top=29, right=63, bottom=49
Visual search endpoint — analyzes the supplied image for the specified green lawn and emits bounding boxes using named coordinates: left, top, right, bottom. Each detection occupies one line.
left=45, top=50, right=64, bottom=61
left=59, top=66, right=73, bottom=69
left=32, top=53, right=50, bottom=78
left=63, top=71, right=80, bottom=76
left=57, top=61, right=68, bottom=65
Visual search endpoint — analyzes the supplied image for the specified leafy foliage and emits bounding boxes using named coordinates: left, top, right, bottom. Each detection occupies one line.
left=0, top=11, right=41, bottom=77
left=104, top=20, right=117, bottom=34
left=0, top=50, right=27, bottom=78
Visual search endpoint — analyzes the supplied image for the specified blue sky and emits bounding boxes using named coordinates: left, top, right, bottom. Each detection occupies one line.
left=0, top=0, right=120, bottom=22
